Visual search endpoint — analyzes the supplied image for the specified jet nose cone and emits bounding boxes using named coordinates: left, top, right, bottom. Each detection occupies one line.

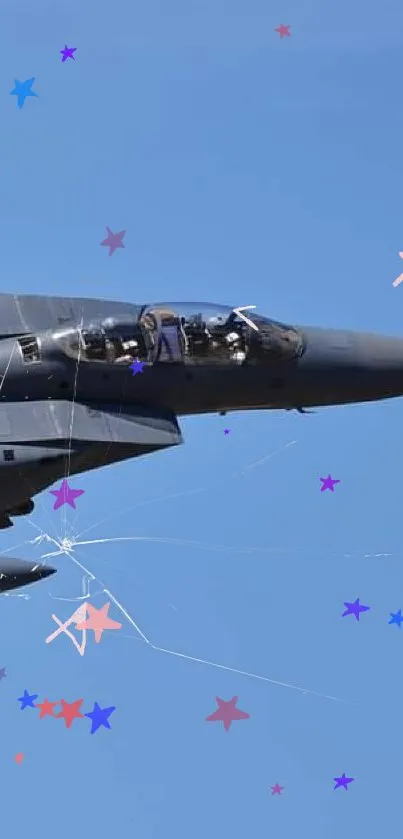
left=355, top=332, right=403, bottom=368
left=354, top=332, right=403, bottom=398
left=297, top=326, right=403, bottom=407
left=0, top=558, right=56, bottom=593
left=34, top=564, right=56, bottom=580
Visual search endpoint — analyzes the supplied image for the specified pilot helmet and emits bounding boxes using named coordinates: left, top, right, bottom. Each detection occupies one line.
left=103, top=317, right=117, bottom=330
left=225, top=331, right=240, bottom=344
left=207, top=316, right=225, bottom=326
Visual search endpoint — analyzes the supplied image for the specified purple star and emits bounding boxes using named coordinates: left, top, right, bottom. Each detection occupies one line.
left=342, top=598, right=370, bottom=621
left=333, top=773, right=354, bottom=791
left=129, top=359, right=145, bottom=376
left=223, top=428, right=231, bottom=435
left=60, top=45, right=77, bottom=62
left=320, top=474, right=340, bottom=492
left=100, top=226, right=125, bottom=256
left=50, top=479, right=85, bottom=511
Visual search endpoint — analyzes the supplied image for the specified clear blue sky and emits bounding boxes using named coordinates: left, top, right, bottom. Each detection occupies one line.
left=1, top=0, right=402, bottom=835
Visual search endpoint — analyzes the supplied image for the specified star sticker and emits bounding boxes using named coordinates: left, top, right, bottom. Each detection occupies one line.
left=320, top=474, right=340, bottom=492
left=60, top=45, right=76, bottom=62
left=223, top=429, right=231, bottom=435
left=275, top=24, right=291, bottom=38
left=0, top=667, right=7, bottom=681
left=389, top=609, right=403, bottom=627
left=75, top=602, right=122, bottom=643
left=271, top=783, right=284, bottom=795
left=56, top=698, right=84, bottom=728
left=100, top=226, right=126, bottom=256
left=333, top=773, right=354, bottom=791
left=17, top=689, right=38, bottom=710
left=15, top=753, right=24, bottom=764
left=10, top=78, right=38, bottom=109
left=393, top=252, right=403, bottom=287
left=205, top=696, right=250, bottom=732
left=36, top=698, right=58, bottom=719
left=129, top=359, right=145, bottom=376
left=45, top=602, right=88, bottom=656
left=50, top=479, right=85, bottom=510
left=342, top=598, right=370, bottom=621
left=84, top=702, right=116, bottom=734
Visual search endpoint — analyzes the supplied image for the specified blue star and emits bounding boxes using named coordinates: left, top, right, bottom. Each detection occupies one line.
left=389, top=609, right=403, bottom=628
left=84, top=701, right=116, bottom=734
left=17, top=689, right=38, bottom=710
left=129, top=359, right=145, bottom=376
left=10, top=78, right=38, bottom=109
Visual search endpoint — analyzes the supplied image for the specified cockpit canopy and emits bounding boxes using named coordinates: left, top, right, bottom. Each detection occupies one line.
left=54, top=302, right=304, bottom=367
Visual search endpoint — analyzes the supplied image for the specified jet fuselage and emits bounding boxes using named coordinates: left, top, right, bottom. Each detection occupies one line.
left=0, top=298, right=402, bottom=415
left=0, top=293, right=400, bottom=532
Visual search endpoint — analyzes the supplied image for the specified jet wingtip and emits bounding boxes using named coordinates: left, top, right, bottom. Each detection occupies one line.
left=0, top=558, right=57, bottom=593
left=34, top=563, right=57, bottom=579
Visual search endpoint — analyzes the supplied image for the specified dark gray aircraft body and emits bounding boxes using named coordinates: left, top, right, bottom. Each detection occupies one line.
left=0, top=292, right=401, bottom=589
left=0, top=556, right=55, bottom=593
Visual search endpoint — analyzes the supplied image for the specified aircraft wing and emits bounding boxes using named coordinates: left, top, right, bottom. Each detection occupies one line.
left=0, top=400, right=183, bottom=528
left=0, top=400, right=183, bottom=446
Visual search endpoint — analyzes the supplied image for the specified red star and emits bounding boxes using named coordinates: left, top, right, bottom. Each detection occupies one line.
left=205, top=696, right=250, bottom=731
left=36, top=698, right=58, bottom=719
left=275, top=24, right=291, bottom=38
left=56, top=698, right=84, bottom=728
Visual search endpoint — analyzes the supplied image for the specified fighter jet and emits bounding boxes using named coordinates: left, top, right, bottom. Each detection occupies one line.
left=0, top=556, right=55, bottom=593
left=0, top=292, right=400, bottom=540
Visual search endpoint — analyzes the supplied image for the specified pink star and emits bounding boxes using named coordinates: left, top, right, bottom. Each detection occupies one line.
left=75, top=602, right=122, bottom=643
left=205, top=696, right=250, bottom=732
left=50, top=479, right=85, bottom=510
left=275, top=24, right=291, bottom=38
left=100, top=226, right=126, bottom=256
left=271, top=783, right=284, bottom=795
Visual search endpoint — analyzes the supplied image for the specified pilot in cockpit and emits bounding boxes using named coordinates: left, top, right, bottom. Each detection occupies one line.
left=184, top=314, right=211, bottom=358
left=81, top=326, right=140, bottom=364
left=81, top=328, right=108, bottom=361
left=224, top=330, right=246, bottom=364
left=206, top=315, right=246, bottom=364
left=101, top=318, right=144, bottom=364
left=113, top=339, right=139, bottom=363
left=143, top=307, right=186, bottom=363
